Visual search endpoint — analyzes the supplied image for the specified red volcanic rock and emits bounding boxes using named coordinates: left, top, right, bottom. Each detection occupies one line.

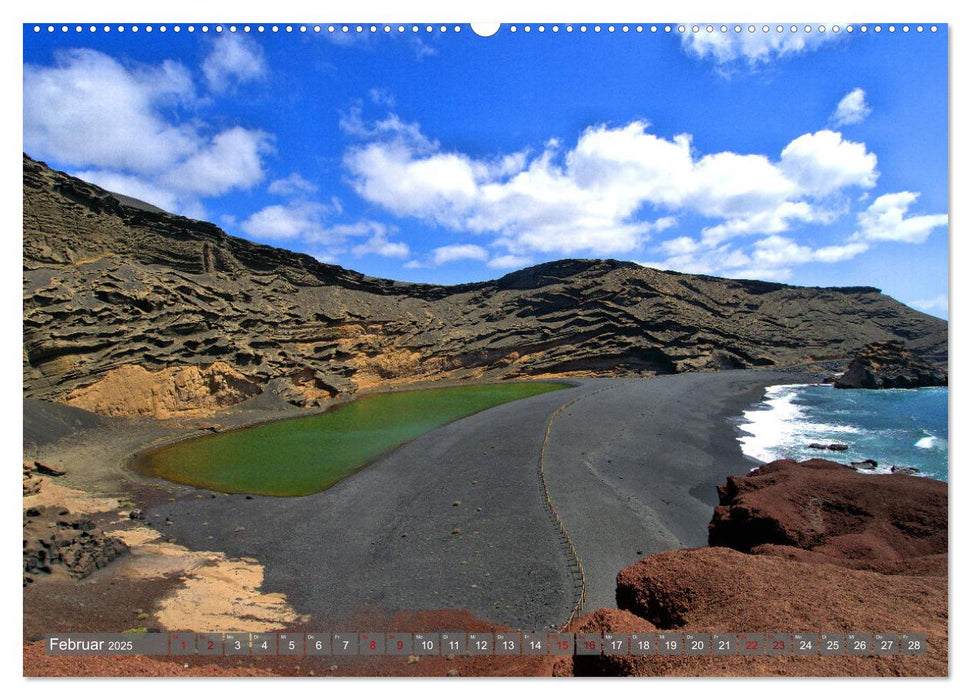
left=606, top=547, right=946, bottom=676
left=616, top=547, right=945, bottom=633
left=560, top=608, right=658, bottom=676
left=578, top=461, right=949, bottom=676
left=708, top=459, right=947, bottom=575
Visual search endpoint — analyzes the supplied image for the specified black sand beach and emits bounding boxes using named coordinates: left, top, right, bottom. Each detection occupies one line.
left=137, top=369, right=820, bottom=630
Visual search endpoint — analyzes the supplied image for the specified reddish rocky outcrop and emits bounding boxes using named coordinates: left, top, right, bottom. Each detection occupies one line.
left=835, top=340, right=947, bottom=389
left=708, top=459, right=947, bottom=575
left=567, top=460, right=947, bottom=676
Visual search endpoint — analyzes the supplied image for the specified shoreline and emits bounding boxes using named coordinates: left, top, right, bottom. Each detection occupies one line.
left=31, top=365, right=913, bottom=675
left=736, top=382, right=949, bottom=480
left=127, top=379, right=578, bottom=497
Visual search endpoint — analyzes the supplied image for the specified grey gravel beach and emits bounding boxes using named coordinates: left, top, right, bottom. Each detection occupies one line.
left=139, top=369, right=818, bottom=630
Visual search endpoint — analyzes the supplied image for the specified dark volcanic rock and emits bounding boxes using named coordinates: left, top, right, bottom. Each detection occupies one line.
left=835, top=340, right=947, bottom=389
left=23, top=155, right=948, bottom=416
left=33, top=460, right=66, bottom=476
left=23, top=505, right=128, bottom=586
left=808, top=442, right=848, bottom=451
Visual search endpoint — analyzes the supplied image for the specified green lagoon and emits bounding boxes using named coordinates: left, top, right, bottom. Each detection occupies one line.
left=133, top=382, right=568, bottom=496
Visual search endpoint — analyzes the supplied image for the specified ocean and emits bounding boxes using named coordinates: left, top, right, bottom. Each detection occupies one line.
left=737, top=384, right=948, bottom=481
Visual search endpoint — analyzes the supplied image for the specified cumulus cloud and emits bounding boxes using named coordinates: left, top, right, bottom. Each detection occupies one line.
left=24, top=49, right=196, bottom=174
left=240, top=201, right=330, bottom=241
left=853, top=192, right=948, bottom=244
left=344, top=115, right=878, bottom=260
left=680, top=28, right=842, bottom=67
left=431, top=244, right=489, bottom=266
left=239, top=202, right=407, bottom=263
left=350, top=223, right=410, bottom=258
left=831, top=88, right=872, bottom=127
left=202, top=34, right=266, bottom=93
left=487, top=254, right=534, bottom=269
left=161, top=126, right=271, bottom=197
left=641, top=235, right=870, bottom=282
left=24, top=48, right=271, bottom=218
left=779, top=130, right=878, bottom=196
left=268, top=173, right=318, bottom=196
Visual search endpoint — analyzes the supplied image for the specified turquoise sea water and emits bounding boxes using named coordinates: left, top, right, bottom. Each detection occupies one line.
left=738, top=384, right=948, bottom=481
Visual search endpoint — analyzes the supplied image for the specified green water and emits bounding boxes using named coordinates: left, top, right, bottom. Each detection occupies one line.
left=133, top=382, right=568, bottom=497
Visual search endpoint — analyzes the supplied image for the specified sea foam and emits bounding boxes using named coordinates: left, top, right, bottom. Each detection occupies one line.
left=738, top=384, right=860, bottom=464
left=737, top=384, right=948, bottom=481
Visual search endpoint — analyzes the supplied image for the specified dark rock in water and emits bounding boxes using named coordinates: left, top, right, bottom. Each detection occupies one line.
left=808, top=442, right=848, bottom=451
left=22, top=154, right=947, bottom=417
left=851, top=459, right=879, bottom=470
left=835, top=340, right=947, bottom=390
left=892, top=465, right=920, bottom=475
left=128, top=508, right=145, bottom=520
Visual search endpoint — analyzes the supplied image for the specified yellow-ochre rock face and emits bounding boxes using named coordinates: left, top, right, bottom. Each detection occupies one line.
left=63, top=362, right=261, bottom=419
left=23, top=154, right=948, bottom=415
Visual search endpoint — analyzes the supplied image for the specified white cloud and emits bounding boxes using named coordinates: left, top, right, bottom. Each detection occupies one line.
left=750, top=235, right=869, bottom=266
left=24, top=49, right=197, bottom=174
left=853, top=192, right=948, bottom=244
left=487, top=254, right=533, bottom=269
left=202, top=34, right=266, bottom=93
left=779, top=130, right=878, bottom=196
left=681, top=28, right=842, bottom=67
left=350, top=223, right=410, bottom=258
left=240, top=201, right=329, bottom=241
left=239, top=204, right=407, bottom=263
left=268, top=173, right=318, bottom=196
left=161, top=126, right=271, bottom=197
left=431, top=244, right=489, bottom=266
left=831, top=88, right=872, bottom=127
left=367, top=87, right=396, bottom=107
left=642, top=234, right=869, bottom=283
left=345, top=116, right=878, bottom=259
left=24, top=48, right=271, bottom=218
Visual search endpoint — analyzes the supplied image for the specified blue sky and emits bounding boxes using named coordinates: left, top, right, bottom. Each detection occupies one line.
left=23, top=23, right=948, bottom=317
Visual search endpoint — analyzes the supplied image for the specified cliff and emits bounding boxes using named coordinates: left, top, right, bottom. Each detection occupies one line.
left=23, top=155, right=948, bottom=417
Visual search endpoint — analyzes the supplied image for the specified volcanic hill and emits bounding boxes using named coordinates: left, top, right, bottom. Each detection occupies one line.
left=23, top=154, right=948, bottom=418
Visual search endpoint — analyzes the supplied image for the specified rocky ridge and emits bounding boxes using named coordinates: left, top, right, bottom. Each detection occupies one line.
left=835, top=340, right=948, bottom=389
left=23, top=155, right=948, bottom=417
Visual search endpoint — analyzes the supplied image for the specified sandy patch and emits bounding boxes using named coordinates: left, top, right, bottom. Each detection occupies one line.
left=24, top=474, right=305, bottom=634
left=106, top=525, right=307, bottom=632
left=23, top=480, right=124, bottom=515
